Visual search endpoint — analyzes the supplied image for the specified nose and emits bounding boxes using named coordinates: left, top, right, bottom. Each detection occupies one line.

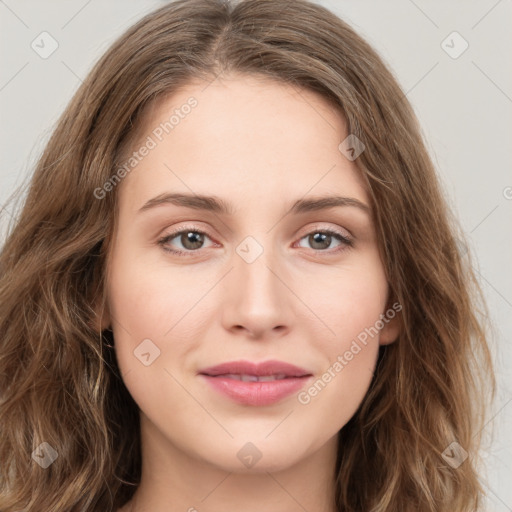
left=221, top=247, right=293, bottom=340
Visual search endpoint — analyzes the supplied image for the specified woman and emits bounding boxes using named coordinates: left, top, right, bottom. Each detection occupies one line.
left=0, top=0, right=495, bottom=510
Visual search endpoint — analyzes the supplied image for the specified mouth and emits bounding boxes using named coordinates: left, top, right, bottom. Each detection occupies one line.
left=198, top=360, right=313, bottom=406
left=207, top=373, right=297, bottom=382
left=199, top=359, right=312, bottom=378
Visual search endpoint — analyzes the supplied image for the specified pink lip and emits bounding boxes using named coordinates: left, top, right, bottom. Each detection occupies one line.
left=198, top=359, right=313, bottom=406
left=199, top=360, right=311, bottom=378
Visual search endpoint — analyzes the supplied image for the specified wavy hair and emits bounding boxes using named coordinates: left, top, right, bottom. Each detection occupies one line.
left=0, top=0, right=495, bottom=510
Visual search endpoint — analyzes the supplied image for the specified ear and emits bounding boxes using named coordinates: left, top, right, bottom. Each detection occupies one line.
left=99, top=305, right=112, bottom=332
left=87, top=255, right=112, bottom=333
left=89, top=296, right=112, bottom=333
left=378, top=299, right=402, bottom=346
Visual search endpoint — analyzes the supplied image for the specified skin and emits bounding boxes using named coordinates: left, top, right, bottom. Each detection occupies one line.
left=99, top=73, right=400, bottom=512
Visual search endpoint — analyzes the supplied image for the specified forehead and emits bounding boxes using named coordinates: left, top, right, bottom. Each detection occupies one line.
left=117, top=74, right=369, bottom=215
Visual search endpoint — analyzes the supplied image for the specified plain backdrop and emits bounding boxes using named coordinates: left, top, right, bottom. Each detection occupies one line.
left=1, top=1, right=511, bottom=510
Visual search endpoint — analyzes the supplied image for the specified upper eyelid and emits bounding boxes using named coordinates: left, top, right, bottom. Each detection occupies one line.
left=161, top=222, right=352, bottom=239
left=160, top=223, right=352, bottom=247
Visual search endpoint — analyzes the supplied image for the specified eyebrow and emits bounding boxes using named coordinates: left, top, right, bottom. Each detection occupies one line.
left=138, top=192, right=371, bottom=216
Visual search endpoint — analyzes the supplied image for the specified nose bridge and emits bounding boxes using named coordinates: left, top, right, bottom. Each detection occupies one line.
left=235, top=234, right=283, bottom=308
left=221, top=233, right=292, bottom=336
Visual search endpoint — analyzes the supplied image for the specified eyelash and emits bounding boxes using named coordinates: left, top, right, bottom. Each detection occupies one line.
left=157, top=224, right=353, bottom=257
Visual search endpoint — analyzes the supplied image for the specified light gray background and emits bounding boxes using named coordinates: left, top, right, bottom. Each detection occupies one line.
left=1, top=0, right=511, bottom=509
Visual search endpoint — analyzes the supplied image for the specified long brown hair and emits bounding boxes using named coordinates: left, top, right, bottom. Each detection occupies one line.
left=0, top=0, right=495, bottom=510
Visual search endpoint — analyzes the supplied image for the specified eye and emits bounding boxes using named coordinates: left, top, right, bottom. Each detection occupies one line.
left=295, top=228, right=353, bottom=253
left=158, top=226, right=215, bottom=256
left=157, top=226, right=353, bottom=257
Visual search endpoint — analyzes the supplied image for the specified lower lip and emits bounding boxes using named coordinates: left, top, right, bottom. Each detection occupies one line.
left=200, top=375, right=312, bottom=406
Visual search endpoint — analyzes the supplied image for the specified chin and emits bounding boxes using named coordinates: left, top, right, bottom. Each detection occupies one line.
left=194, top=435, right=313, bottom=474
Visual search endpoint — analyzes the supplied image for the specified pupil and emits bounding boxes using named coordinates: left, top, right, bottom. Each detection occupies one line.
left=310, top=233, right=330, bottom=250
left=183, top=232, right=203, bottom=249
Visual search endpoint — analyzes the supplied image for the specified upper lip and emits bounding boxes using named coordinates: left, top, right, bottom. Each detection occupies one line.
left=199, top=360, right=312, bottom=378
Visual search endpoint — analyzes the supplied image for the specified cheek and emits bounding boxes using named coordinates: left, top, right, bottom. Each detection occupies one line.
left=297, top=282, right=385, bottom=429
left=106, top=252, right=173, bottom=380
left=106, top=247, right=215, bottom=405
left=297, top=346, right=377, bottom=441
left=299, top=256, right=387, bottom=411
left=106, top=264, right=193, bottom=418
left=310, top=256, right=388, bottom=349
left=107, top=244, right=202, bottom=340
left=330, top=287, right=386, bottom=347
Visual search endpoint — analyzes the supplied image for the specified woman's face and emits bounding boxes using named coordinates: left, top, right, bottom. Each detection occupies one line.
left=102, top=74, right=399, bottom=473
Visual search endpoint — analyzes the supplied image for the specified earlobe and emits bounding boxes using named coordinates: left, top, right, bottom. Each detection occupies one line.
left=90, top=300, right=112, bottom=333
left=99, top=310, right=112, bottom=332
left=378, top=308, right=401, bottom=345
